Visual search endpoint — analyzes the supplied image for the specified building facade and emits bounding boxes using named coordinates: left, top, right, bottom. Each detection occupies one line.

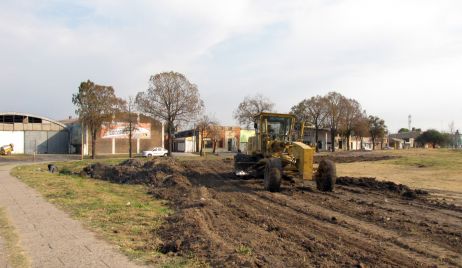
left=173, top=126, right=241, bottom=153
left=388, top=131, right=421, bottom=149
left=302, top=126, right=385, bottom=151
left=0, top=112, right=69, bottom=154
left=62, top=113, right=164, bottom=156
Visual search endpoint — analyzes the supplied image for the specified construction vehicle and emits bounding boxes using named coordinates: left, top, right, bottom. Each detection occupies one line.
left=0, top=144, right=14, bottom=155
left=234, top=112, right=335, bottom=192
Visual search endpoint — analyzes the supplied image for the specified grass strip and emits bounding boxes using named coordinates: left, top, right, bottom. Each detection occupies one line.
left=0, top=207, right=30, bottom=268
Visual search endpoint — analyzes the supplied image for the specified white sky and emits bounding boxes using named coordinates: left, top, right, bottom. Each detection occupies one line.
left=1, top=0, right=461, bottom=133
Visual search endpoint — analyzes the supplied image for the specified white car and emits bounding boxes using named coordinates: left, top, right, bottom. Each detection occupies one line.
left=142, top=147, right=168, bottom=157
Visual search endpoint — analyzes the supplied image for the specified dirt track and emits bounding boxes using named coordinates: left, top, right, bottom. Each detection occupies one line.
left=86, top=158, right=462, bottom=267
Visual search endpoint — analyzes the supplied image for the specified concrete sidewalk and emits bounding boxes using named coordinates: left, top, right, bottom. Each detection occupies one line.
left=0, top=164, right=147, bottom=268
left=0, top=237, right=8, bottom=268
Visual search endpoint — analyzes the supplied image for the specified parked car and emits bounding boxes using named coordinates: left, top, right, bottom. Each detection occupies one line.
left=142, top=147, right=168, bottom=157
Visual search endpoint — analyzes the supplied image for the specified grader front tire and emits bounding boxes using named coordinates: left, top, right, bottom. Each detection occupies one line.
left=315, top=159, right=336, bottom=192
left=264, top=158, right=282, bottom=192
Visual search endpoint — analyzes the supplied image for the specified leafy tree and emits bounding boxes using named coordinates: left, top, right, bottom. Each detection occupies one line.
left=416, top=129, right=446, bottom=148
left=136, top=72, right=204, bottom=156
left=339, top=98, right=363, bottom=150
left=398, top=128, right=409, bottom=133
left=324, top=92, right=347, bottom=152
left=234, top=94, right=275, bottom=127
left=290, top=95, right=327, bottom=152
left=72, top=80, right=125, bottom=159
left=368, top=115, right=387, bottom=150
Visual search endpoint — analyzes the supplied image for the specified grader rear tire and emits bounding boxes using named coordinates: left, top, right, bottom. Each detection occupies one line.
left=264, top=158, right=282, bottom=192
left=315, top=159, right=336, bottom=192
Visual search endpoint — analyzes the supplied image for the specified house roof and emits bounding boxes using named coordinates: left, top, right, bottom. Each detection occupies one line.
left=389, top=131, right=421, bottom=140
left=0, top=112, right=67, bottom=128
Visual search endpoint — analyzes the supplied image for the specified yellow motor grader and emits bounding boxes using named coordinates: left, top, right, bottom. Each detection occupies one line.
left=0, top=144, right=14, bottom=155
left=234, top=113, right=335, bottom=192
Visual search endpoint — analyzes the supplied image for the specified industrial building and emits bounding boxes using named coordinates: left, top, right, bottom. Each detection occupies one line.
left=0, top=112, right=69, bottom=154
left=0, top=112, right=164, bottom=155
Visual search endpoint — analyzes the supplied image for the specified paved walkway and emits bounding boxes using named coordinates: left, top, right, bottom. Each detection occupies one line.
left=0, top=237, right=9, bottom=268
left=0, top=164, right=147, bottom=268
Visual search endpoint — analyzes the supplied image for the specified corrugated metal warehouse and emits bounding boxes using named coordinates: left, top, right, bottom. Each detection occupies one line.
left=0, top=112, right=69, bottom=154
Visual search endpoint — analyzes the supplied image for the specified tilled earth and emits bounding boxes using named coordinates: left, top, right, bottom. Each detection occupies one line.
left=84, top=158, right=462, bottom=268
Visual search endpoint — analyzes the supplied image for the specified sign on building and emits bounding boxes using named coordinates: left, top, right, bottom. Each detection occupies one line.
left=100, top=123, right=151, bottom=139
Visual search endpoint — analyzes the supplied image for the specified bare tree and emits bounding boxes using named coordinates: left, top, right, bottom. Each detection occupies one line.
left=123, top=96, right=138, bottom=158
left=209, top=124, right=222, bottom=154
left=136, top=72, right=204, bottom=156
left=72, top=80, right=125, bottom=159
left=196, top=115, right=218, bottom=156
left=368, top=115, right=387, bottom=150
left=290, top=95, right=327, bottom=152
left=339, top=98, right=363, bottom=150
left=353, top=113, right=369, bottom=150
left=234, top=94, right=275, bottom=127
left=324, top=92, right=347, bottom=152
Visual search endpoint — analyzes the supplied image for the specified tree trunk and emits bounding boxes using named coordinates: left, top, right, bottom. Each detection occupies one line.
left=372, top=136, right=376, bottom=150
left=213, top=140, right=217, bottom=154
left=314, top=124, right=319, bottom=153
left=346, top=134, right=351, bottom=151
left=360, top=136, right=363, bottom=150
left=128, top=128, right=132, bottom=159
left=331, top=128, right=336, bottom=152
left=167, top=121, right=173, bottom=156
left=200, top=130, right=204, bottom=156
left=91, top=129, right=97, bottom=159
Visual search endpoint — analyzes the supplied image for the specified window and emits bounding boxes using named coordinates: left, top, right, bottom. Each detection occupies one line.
left=204, top=139, right=213, bottom=148
left=262, top=116, right=292, bottom=141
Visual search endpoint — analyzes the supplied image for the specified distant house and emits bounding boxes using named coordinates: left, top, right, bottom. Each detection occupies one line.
left=456, top=130, right=461, bottom=148
left=239, top=129, right=256, bottom=153
left=388, top=131, right=421, bottom=149
left=301, top=126, right=384, bottom=151
left=301, top=126, right=331, bottom=151
left=173, top=126, right=241, bottom=153
left=173, top=129, right=198, bottom=153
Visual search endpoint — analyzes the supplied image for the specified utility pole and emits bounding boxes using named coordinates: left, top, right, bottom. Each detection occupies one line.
left=408, top=115, right=412, bottom=132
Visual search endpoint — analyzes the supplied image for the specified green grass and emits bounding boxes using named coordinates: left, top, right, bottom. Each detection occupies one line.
left=235, top=244, right=253, bottom=256
left=0, top=208, right=30, bottom=268
left=385, top=149, right=462, bottom=169
left=10, top=159, right=188, bottom=266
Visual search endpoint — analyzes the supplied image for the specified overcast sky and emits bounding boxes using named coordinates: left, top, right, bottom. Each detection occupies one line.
left=1, top=0, right=461, bottom=133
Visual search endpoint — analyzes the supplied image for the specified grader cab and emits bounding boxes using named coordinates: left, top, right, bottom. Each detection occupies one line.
left=234, top=113, right=335, bottom=192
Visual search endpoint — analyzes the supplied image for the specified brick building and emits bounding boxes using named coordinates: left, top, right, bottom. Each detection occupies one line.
left=62, top=113, right=164, bottom=156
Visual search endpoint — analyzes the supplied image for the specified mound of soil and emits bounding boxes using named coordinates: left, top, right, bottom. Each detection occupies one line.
left=83, top=158, right=194, bottom=206
left=315, top=154, right=397, bottom=164
left=336, top=177, right=428, bottom=198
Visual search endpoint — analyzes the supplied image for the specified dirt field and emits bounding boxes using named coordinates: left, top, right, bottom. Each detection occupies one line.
left=335, top=149, right=462, bottom=207
left=84, top=157, right=462, bottom=268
